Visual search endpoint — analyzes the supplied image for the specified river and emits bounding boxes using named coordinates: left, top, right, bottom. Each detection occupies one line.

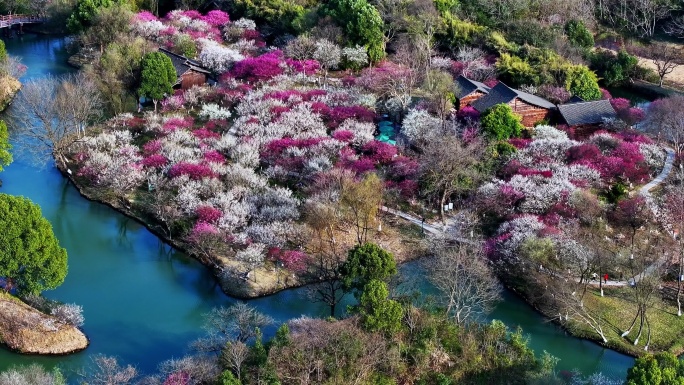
left=0, top=34, right=634, bottom=381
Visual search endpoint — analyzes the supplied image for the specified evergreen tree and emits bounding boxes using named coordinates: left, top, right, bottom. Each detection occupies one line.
left=325, top=0, right=385, bottom=62
left=626, top=352, right=684, bottom=385
left=565, top=65, right=602, bottom=101
left=358, top=279, right=402, bottom=334
left=67, top=0, right=126, bottom=33
left=565, top=20, right=594, bottom=49
left=138, top=51, right=176, bottom=111
left=340, top=243, right=397, bottom=296
left=0, top=194, right=67, bottom=295
left=480, top=104, right=524, bottom=140
left=0, top=120, right=12, bottom=173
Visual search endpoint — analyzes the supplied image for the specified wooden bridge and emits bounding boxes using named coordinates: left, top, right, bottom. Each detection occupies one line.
left=0, top=14, right=45, bottom=29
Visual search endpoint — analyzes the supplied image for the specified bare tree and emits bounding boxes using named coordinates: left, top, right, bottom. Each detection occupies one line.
left=456, top=47, right=492, bottom=80
left=419, top=133, right=487, bottom=219
left=193, top=303, right=274, bottom=353
left=9, top=73, right=103, bottom=168
left=665, top=14, right=684, bottom=38
left=303, top=198, right=347, bottom=317
left=643, top=95, right=684, bottom=156
left=284, top=35, right=317, bottom=61
left=340, top=173, right=383, bottom=245
left=405, top=0, right=439, bottom=79
left=158, top=355, right=221, bottom=385
left=79, top=355, right=137, bottom=385
left=551, top=233, right=612, bottom=343
left=636, top=43, right=683, bottom=87
left=372, top=0, right=411, bottom=46
left=598, top=0, right=675, bottom=37
left=427, top=238, right=501, bottom=324
left=663, top=165, right=684, bottom=316
left=0, top=363, right=61, bottom=385
left=268, top=317, right=388, bottom=385
left=0, top=55, right=26, bottom=79
left=611, top=197, right=670, bottom=350
left=139, top=173, right=183, bottom=240
left=313, top=39, right=341, bottom=86
left=423, top=69, right=455, bottom=129
left=220, top=341, right=250, bottom=382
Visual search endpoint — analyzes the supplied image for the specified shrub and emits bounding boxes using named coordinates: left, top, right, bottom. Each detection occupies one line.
left=505, top=20, right=557, bottom=48
left=589, top=50, right=637, bottom=87
left=565, top=20, right=594, bottom=49
left=564, top=65, right=601, bottom=100
left=141, top=154, right=169, bottom=168
left=231, top=51, right=284, bottom=81
left=196, top=205, right=222, bottom=223
left=496, top=53, right=539, bottom=87
left=481, top=104, right=524, bottom=140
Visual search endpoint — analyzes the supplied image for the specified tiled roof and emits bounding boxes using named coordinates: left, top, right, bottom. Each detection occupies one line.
left=558, top=99, right=617, bottom=125
left=159, top=48, right=212, bottom=79
left=455, top=75, right=490, bottom=99
left=471, top=82, right=556, bottom=112
left=566, top=95, right=585, bottom=104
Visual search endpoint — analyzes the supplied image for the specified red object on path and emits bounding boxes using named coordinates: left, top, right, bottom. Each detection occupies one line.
left=603, top=274, right=609, bottom=283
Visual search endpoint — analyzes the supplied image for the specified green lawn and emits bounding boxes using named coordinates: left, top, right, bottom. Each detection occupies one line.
left=566, top=287, right=684, bottom=356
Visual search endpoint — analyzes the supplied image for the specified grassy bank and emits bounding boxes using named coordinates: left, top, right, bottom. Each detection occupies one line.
left=561, top=287, right=684, bottom=357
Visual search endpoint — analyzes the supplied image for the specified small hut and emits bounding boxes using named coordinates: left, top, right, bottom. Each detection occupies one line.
left=159, top=48, right=212, bottom=90
left=455, top=75, right=491, bottom=109
left=471, top=82, right=556, bottom=127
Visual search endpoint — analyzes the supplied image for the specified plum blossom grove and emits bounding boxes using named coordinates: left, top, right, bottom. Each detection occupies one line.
left=70, top=18, right=423, bottom=286
left=479, top=124, right=665, bottom=274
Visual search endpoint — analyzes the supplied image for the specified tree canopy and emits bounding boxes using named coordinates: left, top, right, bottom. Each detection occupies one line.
left=358, top=279, right=402, bottom=334
left=480, top=104, right=524, bottom=140
left=626, top=352, right=684, bottom=385
left=0, top=120, right=12, bottom=173
left=138, top=51, right=176, bottom=110
left=325, top=0, right=385, bottom=62
left=340, top=242, right=397, bottom=295
left=565, top=65, right=602, bottom=101
left=0, top=194, right=67, bottom=295
left=67, top=0, right=128, bottom=33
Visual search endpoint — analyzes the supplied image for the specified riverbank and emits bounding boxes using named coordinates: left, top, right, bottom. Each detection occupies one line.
left=58, top=163, right=425, bottom=299
left=0, top=292, right=88, bottom=355
left=0, top=75, right=20, bottom=112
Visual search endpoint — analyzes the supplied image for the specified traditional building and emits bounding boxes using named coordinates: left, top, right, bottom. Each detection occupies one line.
left=471, top=82, right=556, bottom=127
left=159, top=48, right=212, bottom=90
left=455, top=75, right=491, bottom=109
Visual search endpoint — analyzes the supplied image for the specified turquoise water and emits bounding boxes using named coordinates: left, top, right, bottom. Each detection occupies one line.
left=0, top=34, right=634, bottom=380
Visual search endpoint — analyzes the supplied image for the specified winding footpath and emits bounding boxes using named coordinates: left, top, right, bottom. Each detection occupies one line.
left=639, top=147, right=676, bottom=198
left=381, top=146, right=678, bottom=287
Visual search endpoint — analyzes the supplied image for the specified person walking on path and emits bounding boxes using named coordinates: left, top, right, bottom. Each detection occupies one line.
left=603, top=274, right=609, bottom=284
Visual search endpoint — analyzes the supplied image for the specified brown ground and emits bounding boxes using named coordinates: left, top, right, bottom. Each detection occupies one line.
left=218, top=214, right=427, bottom=298
left=0, top=75, right=20, bottom=112
left=0, top=292, right=88, bottom=354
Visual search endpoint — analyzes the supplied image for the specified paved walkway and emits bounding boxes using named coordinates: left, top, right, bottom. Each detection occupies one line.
left=381, top=145, right=678, bottom=287
left=380, top=206, right=440, bottom=235
left=639, top=146, right=676, bottom=197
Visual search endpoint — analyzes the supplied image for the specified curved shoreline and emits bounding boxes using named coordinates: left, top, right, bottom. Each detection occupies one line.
left=57, top=164, right=314, bottom=299
left=0, top=292, right=89, bottom=355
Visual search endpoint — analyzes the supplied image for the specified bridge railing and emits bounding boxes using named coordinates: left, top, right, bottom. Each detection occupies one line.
left=0, top=14, right=45, bottom=28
